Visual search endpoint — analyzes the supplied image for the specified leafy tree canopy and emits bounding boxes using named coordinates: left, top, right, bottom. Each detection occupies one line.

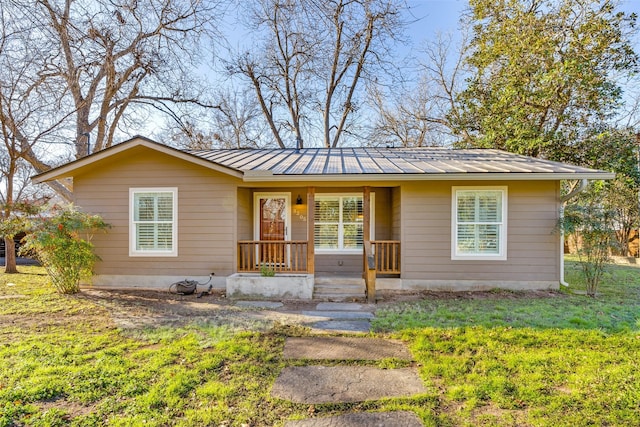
left=454, top=0, right=638, bottom=158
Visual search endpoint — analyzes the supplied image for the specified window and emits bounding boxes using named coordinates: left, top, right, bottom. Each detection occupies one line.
left=452, top=187, right=507, bottom=260
left=314, top=194, right=373, bottom=252
left=130, top=188, right=177, bottom=256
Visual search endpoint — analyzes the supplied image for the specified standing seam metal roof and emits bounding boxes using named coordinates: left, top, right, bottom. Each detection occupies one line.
left=185, top=147, right=607, bottom=176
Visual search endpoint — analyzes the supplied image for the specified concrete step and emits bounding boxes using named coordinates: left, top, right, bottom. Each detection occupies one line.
left=313, top=276, right=366, bottom=301
left=300, top=310, right=374, bottom=320
left=314, top=284, right=364, bottom=294
left=313, top=276, right=365, bottom=286
left=313, top=287, right=365, bottom=301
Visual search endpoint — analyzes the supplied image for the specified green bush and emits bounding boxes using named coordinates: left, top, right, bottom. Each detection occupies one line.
left=260, top=264, right=276, bottom=277
left=560, top=203, right=614, bottom=297
left=21, top=205, right=108, bottom=294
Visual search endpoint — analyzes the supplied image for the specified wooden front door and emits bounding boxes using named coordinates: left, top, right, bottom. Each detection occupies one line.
left=255, top=193, right=290, bottom=264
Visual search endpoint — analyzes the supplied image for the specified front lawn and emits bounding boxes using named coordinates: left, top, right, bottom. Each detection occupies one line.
left=0, top=260, right=638, bottom=426
left=373, top=259, right=640, bottom=426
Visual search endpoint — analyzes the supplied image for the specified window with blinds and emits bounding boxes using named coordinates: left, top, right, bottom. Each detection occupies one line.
left=130, top=188, right=177, bottom=256
left=452, top=187, right=507, bottom=260
left=314, top=195, right=365, bottom=251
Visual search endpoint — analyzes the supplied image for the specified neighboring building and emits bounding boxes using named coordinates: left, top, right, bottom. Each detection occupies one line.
left=33, top=136, right=613, bottom=300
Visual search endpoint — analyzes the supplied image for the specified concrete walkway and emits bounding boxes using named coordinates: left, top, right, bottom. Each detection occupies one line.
left=304, top=302, right=374, bottom=333
left=273, top=332, right=426, bottom=426
left=234, top=301, right=376, bottom=333
left=284, top=411, right=424, bottom=427
left=283, top=337, right=412, bottom=360
left=272, top=365, right=426, bottom=404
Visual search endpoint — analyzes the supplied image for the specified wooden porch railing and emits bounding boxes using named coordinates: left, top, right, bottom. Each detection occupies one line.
left=237, top=240, right=309, bottom=273
left=371, top=240, right=401, bottom=275
left=364, top=240, right=401, bottom=303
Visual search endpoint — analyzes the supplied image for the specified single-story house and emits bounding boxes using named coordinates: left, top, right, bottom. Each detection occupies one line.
left=33, top=136, right=613, bottom=300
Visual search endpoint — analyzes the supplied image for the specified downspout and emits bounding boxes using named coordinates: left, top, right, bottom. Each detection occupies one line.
left=559, top=179, right=589, bottom=286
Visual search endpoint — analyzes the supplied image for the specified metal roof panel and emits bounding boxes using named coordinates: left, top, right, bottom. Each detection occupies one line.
left=182, top=146, right=611, bottom=179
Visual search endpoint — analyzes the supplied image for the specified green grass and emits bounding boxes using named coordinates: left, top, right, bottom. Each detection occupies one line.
left=373, top=258, right=640, bottom=426
left=1, top=260, right=639, bottom=426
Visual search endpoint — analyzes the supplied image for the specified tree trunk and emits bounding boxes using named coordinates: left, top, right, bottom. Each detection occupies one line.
left=4, top=237, right=18, bottom=274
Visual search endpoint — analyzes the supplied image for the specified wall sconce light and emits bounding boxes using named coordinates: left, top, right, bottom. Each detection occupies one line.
left=296, top=194, right=303, bottom=205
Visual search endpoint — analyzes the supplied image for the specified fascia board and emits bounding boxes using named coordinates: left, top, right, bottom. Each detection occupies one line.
left=241, top=172, right=615, bottom=182
left=32, top=138, right=243, bottom=183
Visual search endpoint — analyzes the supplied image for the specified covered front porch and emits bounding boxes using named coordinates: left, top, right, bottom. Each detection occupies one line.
left=234, top=186, right=401, bottom=302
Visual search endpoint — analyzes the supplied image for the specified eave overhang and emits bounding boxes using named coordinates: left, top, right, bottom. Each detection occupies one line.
left=241, top=171, right=615, bottom=182
left=32, top=136, right=243, bottom=183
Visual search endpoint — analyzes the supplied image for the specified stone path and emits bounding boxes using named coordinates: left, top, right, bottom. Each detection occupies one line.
left=284, top=411, right=424, bottom=427
left=304, top=302, right=374, bottom=333
left=282, top=337, right=411, bottom=360
left=270, top=308, right=426, bottom=426
left=272, top=366, right=426, bottom=404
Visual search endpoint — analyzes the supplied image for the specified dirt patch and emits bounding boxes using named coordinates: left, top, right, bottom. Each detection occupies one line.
left=61, top=287, right=567, bottom=332
left=38, top=398, right=97, bottom=419
left=76, top=289, right=326, bottom=332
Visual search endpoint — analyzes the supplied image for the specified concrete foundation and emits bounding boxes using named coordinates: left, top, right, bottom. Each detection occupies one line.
left=87, top=274, right=226, bottom=291
left=226, top=273, right=314, bottom=299
left=400, top=279, right=559, bottom=291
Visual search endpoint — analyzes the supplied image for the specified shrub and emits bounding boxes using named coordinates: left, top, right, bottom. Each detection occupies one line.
left=560, top=203, right=614, bottom=297
left=259, top=264, right=275, bottom=277
left=21, top=205, right=109, bottom=294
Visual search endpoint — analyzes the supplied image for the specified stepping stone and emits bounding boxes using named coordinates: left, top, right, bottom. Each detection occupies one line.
left=284, top=411, right=424, bottom=427
left=283, top=337, right=412, bottom=360
left=311, top=320, right=371, bottom=333
left=315, top=302, right=365, bottom=311
left=301, top=311, right=374, bottom=320
left=271, top=366, right=426, bottom=403
left=235, top=300, right=284, bottom=309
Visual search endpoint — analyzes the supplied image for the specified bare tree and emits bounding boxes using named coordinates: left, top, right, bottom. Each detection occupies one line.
left=368, top=79, right=434, bottom=147
left=230, top=0, right=407, bottom=148
left=161, top=87, right=268, bottom=149
left=369, top=30, right=470, bottom=147
left=9, top=0, right=224, bottom=170
left=0, top=5, right=65, bottom=271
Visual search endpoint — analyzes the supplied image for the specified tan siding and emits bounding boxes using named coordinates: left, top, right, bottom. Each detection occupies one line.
left=315, top=254, right=361, bottom=274
left=291, top=189, right=308, bottom=241
left=392, top=187, right=401, bottom=241
left=74, top=148, right=240, bottom=277
left=373, top=187, right=391, bottom=240
left=237, top=188, right=252, bottom=240
left=400, top=180, right=560, bottom=282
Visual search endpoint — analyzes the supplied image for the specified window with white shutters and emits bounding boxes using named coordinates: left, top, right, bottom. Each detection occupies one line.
left=314, top=194, right=372, bottom=252
left=130, top=188, right=177, bottom=256
left=452, top=187, right=507, bottom=260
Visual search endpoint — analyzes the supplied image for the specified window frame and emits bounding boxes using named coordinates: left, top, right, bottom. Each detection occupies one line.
left=129, top=187, right=178, bottom=257
left=451, top=186, right=507, bottom=261
left=314, top=193, right=375, bottom=254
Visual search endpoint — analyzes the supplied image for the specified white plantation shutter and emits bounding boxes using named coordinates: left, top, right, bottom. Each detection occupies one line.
left=342, top=197, right=363, bottom=249
left=453, top=188, right=506, bottom=259
left=315, top=198, right=340, bottom=249
left=130, top=189, right=177, bottom=256
left=314, top=195, right=367, bottom=251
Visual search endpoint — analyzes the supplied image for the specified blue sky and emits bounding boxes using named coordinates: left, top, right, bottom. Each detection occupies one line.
left=408, top=0, right=467, bottom=36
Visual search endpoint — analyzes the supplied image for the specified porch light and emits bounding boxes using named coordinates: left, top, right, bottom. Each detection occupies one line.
left=296, top=195, right=303, bottom=205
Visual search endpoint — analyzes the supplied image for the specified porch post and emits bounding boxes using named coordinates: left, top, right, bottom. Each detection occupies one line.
left=363, top=186, right=375, bottom=302
left=307, top=187, right=315, bottom=274
left=363, top=186, right=371, bottom=243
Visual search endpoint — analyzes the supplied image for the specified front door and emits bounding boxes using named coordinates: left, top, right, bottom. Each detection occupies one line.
left=254, top=193, right=291, bottom=264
